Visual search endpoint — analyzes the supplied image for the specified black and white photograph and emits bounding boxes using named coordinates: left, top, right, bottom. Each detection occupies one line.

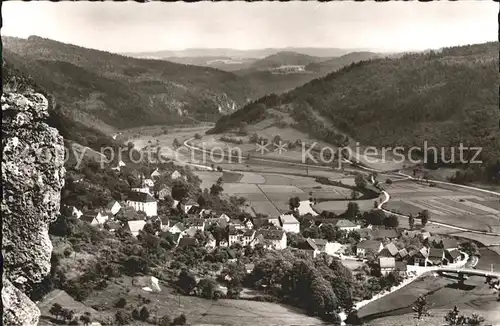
left=2, top=1, right=499, bottom=326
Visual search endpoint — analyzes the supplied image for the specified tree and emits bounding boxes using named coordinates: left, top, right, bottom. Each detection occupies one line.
left=197, top=195, right=207, bottom=207
left=139, top=306, right=150, bottom=321
left=354, top=173, right=367, bottom=189
left=383, top=215, right=399, bottom=228
left=115, top=297, right=127, bottom=308
left=289, top=197, right=300, bottom=211
left=79, top=312, right=92, bottom=326
left=351, top=189, right=359, bottom=200
left=364, top=209, right=385, bottom=225
left=171, top=181, right=189, bottom=201
left=345, top=202, right=361, bottom=221
left=412, top=294, right=430, bottom=319
left=210, top=183, right=224, bottom=196
left=194, top=133, right=202, bottom=140
left=459, top=241, right=480, bottom=257
left=49, top=303, right=63, bottom=320
left=419, top=210, right=430, bottom=226
left=409, top=214, right=415, bottom=230
left=159, top=315, right=173, bottom=326
left=177, top=269, right=197, bottom=294
left=310, top=277, right=339, bottom=317
left=172, top=138, right=181, bottom=149
left=172, top=314, right=187, bottom=325
left=445, top=306, right=485, bottom=325
left=345, top=310, right=362, bottom=325
left=115, top=311, right=131, bottom=325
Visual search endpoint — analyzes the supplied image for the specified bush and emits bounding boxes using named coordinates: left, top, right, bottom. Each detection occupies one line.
left=115, top=298, right=127, bottom=308
left=172, top=314, right=187, bottom=325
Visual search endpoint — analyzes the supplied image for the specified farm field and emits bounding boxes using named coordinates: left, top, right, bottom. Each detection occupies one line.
left=194, top=169, right=356, bottom=216
left=82, top=277, right=326, bottom=326
left=359, top=274, right=500, bottom=325
left=384, top=181, right=500, bottom=233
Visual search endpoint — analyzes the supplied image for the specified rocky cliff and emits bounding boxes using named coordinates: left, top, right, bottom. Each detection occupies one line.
left=2, top=91, right=66, bottom=325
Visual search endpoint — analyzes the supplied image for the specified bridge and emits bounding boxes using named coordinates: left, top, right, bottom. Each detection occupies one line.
left=436, top=268, right=500, bottom=285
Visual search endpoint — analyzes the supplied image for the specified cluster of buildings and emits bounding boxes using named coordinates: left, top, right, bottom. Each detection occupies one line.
left=355, top=230, right=463, bottom=276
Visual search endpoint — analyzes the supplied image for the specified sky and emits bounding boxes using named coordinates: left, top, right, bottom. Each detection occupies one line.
left=2, top=1, right=497, bottom=53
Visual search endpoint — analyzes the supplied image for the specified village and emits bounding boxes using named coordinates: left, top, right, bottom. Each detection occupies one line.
left=63, top=164, right=471, bottom=282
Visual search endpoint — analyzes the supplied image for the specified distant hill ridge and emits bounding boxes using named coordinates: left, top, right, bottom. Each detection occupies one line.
left=2, top=36, right=258, bottom=130
left=211, top=42, right=500, bottom=184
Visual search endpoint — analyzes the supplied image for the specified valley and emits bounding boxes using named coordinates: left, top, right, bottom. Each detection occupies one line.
left=2, top=3, right=499, bottom=325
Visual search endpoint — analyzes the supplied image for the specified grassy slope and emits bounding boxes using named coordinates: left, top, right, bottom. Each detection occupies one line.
left=2, top=36, right=258, bottom=130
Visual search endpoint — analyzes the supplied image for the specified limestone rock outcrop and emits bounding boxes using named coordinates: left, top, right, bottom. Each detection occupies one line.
left=2, top=92, right=66, bottom=325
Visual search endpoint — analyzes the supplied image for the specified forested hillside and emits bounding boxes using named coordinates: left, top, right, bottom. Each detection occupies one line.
left=3, top=36, right=257, bottom=130
left=212, top=42, right=500, bottom=183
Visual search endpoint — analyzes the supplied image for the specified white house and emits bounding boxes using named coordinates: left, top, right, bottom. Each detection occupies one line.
left=131, top=187, right=153, bottom=196
left=267, top=217, right=281, bottom=228
left=243, top=218, right=254, bottom=229
left=356, top=240, right=383, bottom=257
left=106, top=200, right=122, bottom=216
left=379, top=257, right=396, bottom=276
left=127, top=220, right=147, bottom=237
left=256, top=229, right=287, bottom=250
left=219, top=213, right=231, bottom=223
left=182, top=199, right=199, bottom=214
left=169, top=222, right=186, bottom=235
left=228, top=229, right=241, bottom=247
left=67, top=206, right=83, bottom=219
left=319, top=219, right=361, bottom=232
left=311, top=239, right=342, bottom=256
left=81, top=210, right=109, bottom=225
left=171, top=170, right=182, bottom=180
left=126, top=191, right=157, bottom=217
left=150, top=168, right=161, bottom=179
left=241, top=230, right=256, bottom=246
left=118, top=160, right=126, bottom=167
left=206, top=233, right=216, bottom=250
left=279, top=214, right=300, bottom=233
left=143, top=178, right=155, bottom=188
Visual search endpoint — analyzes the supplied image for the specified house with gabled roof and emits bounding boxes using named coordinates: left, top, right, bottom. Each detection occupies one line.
left=126, top=220, right=147, bottom=237
left=106, top=200, right=122, bottom=216
left=444, top=249, right=462, bottom=265
left=379, top=257, right=396, bottom=276
left=255, top=229, right=287, bottom=250
left=397, top=248, right=409, bottom=261
left=298, top=238, right=320, bottom=259
left=188, top=205, right=203, bottom=215
left=379, top=242, right=399, bottom=258
left=243, top=218, right=254, bottom=230
left=230, top=219, right=245, bottom=230
left=409, top=247, right=429, bottom=267
left=127, top=191, right=157, bottom=217
left=150, top=168, right=161, bottom=179
left=178, top=237, right=197, bottom=248
left=428, top=248, right=445, bottom=266
left=371, top=228, right=400, bottom=241
left=156, top=187, right=171, bottom=200
left=104, top=221, right=122, bottom=233
left=181, top=198, right=199, bottom=214
left=206, top=232, right=216, bottom=249
left=143, top=178, right=155, bottom=188
left=319, top=219, right=361, bottom=232
left=241, top=230, right=256, bottom=246
left=228, top=228, right=241, bottom=247
left=184, top=218, right=205, bottom=231
left=81, top=210, right=109, bottom=225
left=310, top=239, right=343, bottom=256
left=185, top=226, right=199, bottom=238
left=356, top=240, right=383, bottom=257
left=169, top=222, right=186, bottom=234
left=279, top=213, right=300, bottom=233
left=159, top=216, right=172, bottom=232
left=170, top=170, right=182, bottom=180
